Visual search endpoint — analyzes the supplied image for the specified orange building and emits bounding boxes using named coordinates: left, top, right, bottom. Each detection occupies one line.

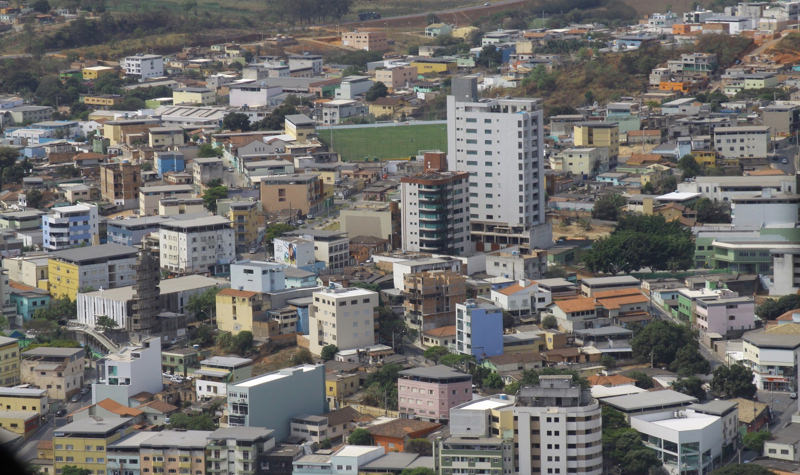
left=659, top=81, right=691, bottom=93
left=366, top=419, right=441, bottom=452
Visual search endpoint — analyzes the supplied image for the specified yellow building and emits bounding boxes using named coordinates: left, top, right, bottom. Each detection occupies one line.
left=81, top=66, right=116, bottom=81
left=81, top=95, right=122, bottom=108
left=573, top=122, right=620, bottom=161
left=0, top=387, right=48, bottom=415
left=0, top=336, right=19, bottom=386
left=172, top=87, right=216, bottom=105
left=47, top=245, right=139, bottom=300
left=53, top=416, right=133, bottom=474
left=285, top=114, right=315, bottom=142
left=325, top=372, right=360, bottom=409
left=216, top=288, right=265, bottom=335
left=410, top=59, right=458, bottom=75
left=228, top=201, right=261, bottom=251
left=0, top=411, right=39, bottom=439
left=691, top=150, right=717, bottom=167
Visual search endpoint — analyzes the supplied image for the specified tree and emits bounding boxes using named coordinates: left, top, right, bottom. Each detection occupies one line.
left=197, top=143, right=223, bottom=158
left=439, top=353, right=474, bottom=370
left=742, top=430, right=772, bottom=452
left=541, top=315, right=558, bottom=329
left=365, top=82, right=388, bottom=102
left=692, top=198, right=731, bottom=223
left=32, top=297, right=76, bottom=322
left=404, top=438, right=432, bottom=456
left=32, top=0, right=51, bottom=13
left=592, top=192, right=626, bottom=221
left=423, top=346, right=449, bottom=363
left=711, top=364, right=757, bottom=399
left=190, top=324, right=215, bottom=347
left=202, top=185, right=228, bottom=213
left=632, top=320, right=709, bottom=374
left=24, top=189, right=43, bottom=209
left=186, top=288, right=219, bottom=323
left=712, top=466, right=775, bottom=475
left=602, top=407, right=661, bottom=475
left=629, top=371, right=654, bottom=389
left=231, top=331, right=254, bottom=355
left=291, top=348, right=314, bottom=365
left=264, top=223, right=297, bottom=252
left=222, top=112, right=251, bottom=132
left=95, top=316, right=118, bottom=332
left=600, top=354, right=617, bottom=369
left=168, top=412, right=216, bottom=430
left=320, top=344, right=339, bottom=361
left=476, top=45, right=503, bottom=69
left=483, top=373, right=505, bottom=389
left=400, top=469, right=435, bottom=475
left=672, top=376, right=705, bottom=400
left=61, top=467, right=91, bottom=475
left=348, top=428, right=372, bottom=445
left=520, top=367, right=589, bottom=389
left=678, top=154, right=702, bottom=179
left=757, top=294, right=800, bottom=320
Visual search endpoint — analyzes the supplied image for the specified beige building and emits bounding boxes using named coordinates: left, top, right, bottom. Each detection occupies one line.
left=403, top=270, right=466, bottom=335
left=148, top=126, right=186, bottom=148
left=375, top=66, right=417, bottom=92
left=0, top=336, right=19, bottom=386
left=21, top=347, right=85, bottom=401
left=259, top=174, right=325, bottom=216
left=549, top=147, right=609, bottom=177
left=573, top=122, right=620, bottom=166
left=139, top=184, right=195, bottom=216
left=158, top=197, right=207, bottom=217
left=339, top=201, right=400, bottom=248
left=101, top=162, right=141, bottom=210
left=341, top=30, right=388, bottom=51
left=172, top=87, right=216, bottom=105
left=2, top=255, right=49, bottom=290
left=308, top=287, right=378, bottom=355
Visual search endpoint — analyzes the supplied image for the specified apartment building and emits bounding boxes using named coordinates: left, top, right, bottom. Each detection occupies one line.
left=677, top=175, right=798, bottom=202
left=53, top=416, right=134, bottom=475
left=515, top=375, right=603, bottom=474
left=490, top=280, right=552, bottom=320
left=100, top=162, right=141, bottom=210
left=259, top=174, right=325, bottom=216
left=106, top=216, right=169, bottom=246
left=713, top=126, right=769, bottom=159
left=192, top=157, right=225, bottom=189
left=216, top=288, right=265, bottom=335
left=274, top=236, right=316, bottom=269
left=573, top=122, right=620, bottom=165
left=93, top=338, right=163, bottom=406
left=549, top=147, right=609, bottom=177
left=47, top=244, right=139, bottom=300
left=20, top=347, right=85, bottom=401
left=485, top=246, right=547, bottom=281
left=447, top=76, right=550, bottom=250
left=740, top=323, right=800, bottom=391
left=138, top=430, right=210, bottom=475
left=228, top=200, right=261, bottom=251
left=339, top=201, right=400, bottom=248
left=289, top=230, right=350, bottom=272
left=207, top=427, right=276, bottom=475
left=0, top=387, right=47, bottom=415
left=158, top=216, right=235, bottom=275
left=397, top=365, right=472, bottom=422
left=42, top=203, right=99, bottom=251
left=0, top=336, right=19, bottom=386
left=403, top=270, right=466, bottom=334
left=139, top=184, right=194, bottom=216
left=148, top=126, right=185, bottom=148
left=195, top=356, right=253, bottom=400
left=226, top=364, right=325, bottom=441
left=401, top=171, right=471, bottom=255
left=308, top=287, right=378, bottom=355
left=341, top=30, right=388, bottom=51
left=455, top=300, right=503, bottom=360
left=320, top=99, right=368, bottom=125
left=123, top=54, right=164, bottom=79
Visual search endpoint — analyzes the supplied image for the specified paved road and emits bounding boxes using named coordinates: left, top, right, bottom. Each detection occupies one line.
left=648, top=298, right=724, bottom=369
left=343, top=0, right=525, bottom=26
left=760, top=389, right=797, bottom=432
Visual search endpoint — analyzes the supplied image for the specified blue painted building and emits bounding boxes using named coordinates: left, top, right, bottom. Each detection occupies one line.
left=106, top=216, right=169, bottom=246
left=155, top=151, right=185, bottom=177
left=455, top=300, right=503, bottom=361
left=42, top=203, right=99, bottom=251
left=286, top=296, right=313, bottom=335
left=10, top=286, right=50, bottom=322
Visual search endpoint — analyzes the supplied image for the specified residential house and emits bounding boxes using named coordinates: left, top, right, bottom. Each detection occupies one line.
left=20, top=347, right=85, bottom=401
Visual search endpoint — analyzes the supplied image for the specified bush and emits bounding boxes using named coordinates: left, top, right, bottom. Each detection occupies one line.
left=348, top=428, right=372, bottom=445
left=321, top=345, right=338, bottom=361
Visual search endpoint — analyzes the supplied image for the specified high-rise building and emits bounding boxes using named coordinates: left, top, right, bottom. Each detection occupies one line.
left=455, top=300, right=503, bottom=360
left=129, top=249, right=159, bottom=334
left=207, top=427, right=276, bottom=475
left=100, top=162, right=141, bottom=210
left=447, top=76, right=551, bottom=250
left=514, top=375, right=603, bottom=475
left=400, top=171, right=471, bottom=255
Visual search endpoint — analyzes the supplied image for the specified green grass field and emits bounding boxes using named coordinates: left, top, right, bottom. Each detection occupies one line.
left=318, top=123, right=447, bottom=162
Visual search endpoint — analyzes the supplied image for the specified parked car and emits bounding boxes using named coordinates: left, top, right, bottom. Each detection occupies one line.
left=55, top=409, right=67, bottom=417
left=70, top=394, right=80, bottom=403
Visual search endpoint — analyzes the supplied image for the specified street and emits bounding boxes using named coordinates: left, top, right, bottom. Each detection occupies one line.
left=17, top=390, right=93, bottom=463
left=759, top=389, right=798, bottom=432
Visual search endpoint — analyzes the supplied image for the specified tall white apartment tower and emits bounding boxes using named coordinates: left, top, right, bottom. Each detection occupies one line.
left=447, top=75, right=552, bottom=251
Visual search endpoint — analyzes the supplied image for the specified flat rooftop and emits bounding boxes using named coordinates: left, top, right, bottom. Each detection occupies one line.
left=603, top=390, right=697, bottom=412
left=234, top=364, right=319, bottom=388
left=50, top=244, right=138, bottom=264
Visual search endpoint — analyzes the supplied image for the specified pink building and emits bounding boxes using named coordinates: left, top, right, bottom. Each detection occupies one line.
left=695, top=296, right=755, bottom=337
left=397, top=365, right=472, bottom=422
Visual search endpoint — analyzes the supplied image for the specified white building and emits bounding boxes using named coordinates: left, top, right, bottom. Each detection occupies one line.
left=139, top=184, right=195, bottom=216
left=196, top=356, right=253, bottom=401
left=320, top=100, right=368, bottom=125
left=308, top=287, right=378, bottom=355
left=229, top=81, right=283, bottom=108
left=631, top=409, right=723, bottom=475
left=677, top=175, right=797, bottom=202
left=293, top=445, right=385, bottom=475
left=158, top=216, right=235, bottom=275
left=273, top=236, right=316, bottom=269
left=230, top=260, right=286, bottom=293
left=515, top=376, right=603, bottom=475
left=335, top=76, right=373, bottom=100
left=447, top=76, right=551, bottom=250
left=490, top=280, right=552, bottom=319
left=713, top=125, right=769, bottom=159
left=42, top=203, right=99, bottom=251
left=392, top=257, right=462, bottom=290
left=731, top=191, right=800, bottom=228
left=661, top=97, right=702, bottom=116
left=92, top=338, right=163, bottom=405
left=401, top=171, right=472, bottom=255
left=123, top=54, right=164, bottom=80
